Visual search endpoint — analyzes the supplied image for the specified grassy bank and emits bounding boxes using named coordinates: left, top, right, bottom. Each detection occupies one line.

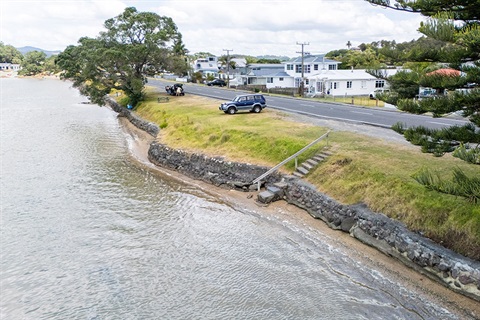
left=132, top=88, right=480, bottom=260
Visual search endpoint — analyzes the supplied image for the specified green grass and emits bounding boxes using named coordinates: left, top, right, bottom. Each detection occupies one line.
left=133, top=88, right=480, bottom=260
left=136, top=89, right=326, bottom=170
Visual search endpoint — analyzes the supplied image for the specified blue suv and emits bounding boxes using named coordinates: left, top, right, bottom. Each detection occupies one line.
left=219, top=94, right=267, bottom=114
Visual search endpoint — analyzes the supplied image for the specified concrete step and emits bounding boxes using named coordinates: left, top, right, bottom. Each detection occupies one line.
left=266, top=185, right=284, bottom=200
left=296, top=166, right=309, bottom=175
left=312, top=156, right=326, bottom=162
left=292, top=150, right=332, bottom=179
left=293, top=171, right=304, bottom=178
left=257, top=190, right=275, bottom=204
left=302, top=162, right=314, bottom=170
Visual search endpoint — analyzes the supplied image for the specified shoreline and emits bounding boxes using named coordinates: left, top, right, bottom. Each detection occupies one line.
left=118, top=116, right=480, bottom=319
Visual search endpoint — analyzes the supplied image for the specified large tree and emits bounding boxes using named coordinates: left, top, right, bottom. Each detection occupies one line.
left=56, top=7, right=187, bottom=107
left=18, top=51, right=46, bottom=76
left=365, top=0, right=480, bottom=164
left=0, top=42, right=23, bottom=64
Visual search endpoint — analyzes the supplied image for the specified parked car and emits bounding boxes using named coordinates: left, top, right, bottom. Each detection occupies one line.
left=207, top=79, right=227, bottom=87
left=369, top=88, right=389, bottom=99
left=219, top=94, right=267, bottom=114
left=165, top=83, right=185, bottom=96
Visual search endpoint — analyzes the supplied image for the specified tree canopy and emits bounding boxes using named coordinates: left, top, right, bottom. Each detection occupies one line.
left=56, top=7, right=188, bottom=107
left=365, top=0, right=480, bottom=164
left=18, top=51, right=47, bottom=76
left=365, top=0, right=480, bottom=21
left=0, top=42, right=23, bottom=64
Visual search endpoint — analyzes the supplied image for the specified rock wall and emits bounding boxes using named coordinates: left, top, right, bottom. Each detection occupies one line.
left=108, top=99, right=480, bottom=302
left=105, top=98, right=159, bottom=137
left=283, top=177, right=480, bottom=302
left=148, top=142, right=283, bottom=190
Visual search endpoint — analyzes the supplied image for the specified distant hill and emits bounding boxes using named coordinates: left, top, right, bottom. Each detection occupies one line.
left=256, top=55, right=290, bottom=61
left=16, top=46, right=61, bottom=57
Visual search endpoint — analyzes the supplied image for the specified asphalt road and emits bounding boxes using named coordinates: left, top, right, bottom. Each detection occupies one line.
left=148, top=78, right=469, bottom=130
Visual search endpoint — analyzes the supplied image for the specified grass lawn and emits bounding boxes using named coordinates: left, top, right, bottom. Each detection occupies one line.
left=131, top=88, right=480, bottom=260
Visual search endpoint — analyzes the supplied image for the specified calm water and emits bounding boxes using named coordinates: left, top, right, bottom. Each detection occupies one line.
left=0, top=78, right=464, bottom=319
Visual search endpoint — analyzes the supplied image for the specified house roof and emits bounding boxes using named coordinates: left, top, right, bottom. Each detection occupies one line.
left=307, top=69, right=378, bottom=81
left=249, top=68, right=287, bottom=77
left=285, top=54, right=340, bottom=65
left=426, top=68, right=462, bottom=77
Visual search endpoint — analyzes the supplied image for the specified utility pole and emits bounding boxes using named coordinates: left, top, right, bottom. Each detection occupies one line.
left=223, top=49, right=233, bottom=88
left=296, top=42, right=309, bottom=97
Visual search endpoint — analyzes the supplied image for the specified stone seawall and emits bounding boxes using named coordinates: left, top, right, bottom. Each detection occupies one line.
left=106, top=98, right=159, bottom=137
left=148, top=142, right=283, bottom=190
left=107, top=97, right=480, bottom=302
left=283, top=177, right=480, bottom=302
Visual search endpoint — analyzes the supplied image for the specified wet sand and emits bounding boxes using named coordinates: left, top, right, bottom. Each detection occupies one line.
left=119, top=116, right=480, bottom=319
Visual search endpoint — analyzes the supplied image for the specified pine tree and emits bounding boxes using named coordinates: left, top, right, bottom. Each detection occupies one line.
left=365, top=0, right=480, bottom=164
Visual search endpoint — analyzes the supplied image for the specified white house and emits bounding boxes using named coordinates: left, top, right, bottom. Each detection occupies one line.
left=0, top=63, right=21, bottom=71
left=192, top=56, right=219, bottom=77
left=306, top=69, right=394, bottom=97
left=239, top=63, right=292, bottom=88
left=242, top=55, right=398, bottom=96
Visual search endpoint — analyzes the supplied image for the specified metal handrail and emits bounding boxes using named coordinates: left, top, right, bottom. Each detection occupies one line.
left=252, top=130, right=331, bottom=190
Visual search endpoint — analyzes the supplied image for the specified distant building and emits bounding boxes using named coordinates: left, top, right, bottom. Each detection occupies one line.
left=190, top=53, right=396, bottom=96
left=306, top=69, right=397, bottom=96
left=240, top=63, right=289, bottom=87
left=0, top=63, right=21, bottom=71
left=192, top=56, right=219, bottom=77
left=240, top=54, right=398, bottom=96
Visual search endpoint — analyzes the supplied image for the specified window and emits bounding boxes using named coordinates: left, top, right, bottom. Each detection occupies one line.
left=347, top=81, right=352, bottom=89
left=305, top=79, right=309, bottom=85
left=279, top=77, right=284, bottom=81
left=330, top=82, right=339, bottom=89
left=267, top=77, right=273, bottom=83
left=295, top=65, right=302, bottom=73
left=314, top=64, right=318, bottom=71
left=286, top=64, right=293, bottom=71
left=305, top=65, right=311, bottom=73
left=361, top=80, right=367, bottom=88
left=375, top=80, right=385, bottom=88
left=328, top=64, right=336, bottom=70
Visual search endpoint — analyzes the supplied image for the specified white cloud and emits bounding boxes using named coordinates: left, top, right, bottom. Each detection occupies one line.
left=0, top=0, right=426, bottom=56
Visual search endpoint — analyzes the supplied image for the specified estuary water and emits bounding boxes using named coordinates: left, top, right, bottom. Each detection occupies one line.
left=0, top=78, right=474, bottom=319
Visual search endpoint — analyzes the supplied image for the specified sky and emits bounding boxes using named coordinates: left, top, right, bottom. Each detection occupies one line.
left=1, top=0, right=427, bottom=57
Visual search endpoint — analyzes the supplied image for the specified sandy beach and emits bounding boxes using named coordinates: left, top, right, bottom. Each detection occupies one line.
left=118, top=115, right=480, bottom=319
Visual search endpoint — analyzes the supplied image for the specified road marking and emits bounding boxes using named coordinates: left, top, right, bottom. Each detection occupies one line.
left=301, top=104, right=316, bottom=107
left=429, top=121, right=452, bottom=126
left=351, top=111, right=373, bottom=115
left=269, top=105, right=391, bottom=128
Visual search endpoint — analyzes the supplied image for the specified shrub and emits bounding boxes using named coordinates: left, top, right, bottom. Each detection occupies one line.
left=453, top=143, right=480, bottom=164
left=413, top=167, right=480, bottom=203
